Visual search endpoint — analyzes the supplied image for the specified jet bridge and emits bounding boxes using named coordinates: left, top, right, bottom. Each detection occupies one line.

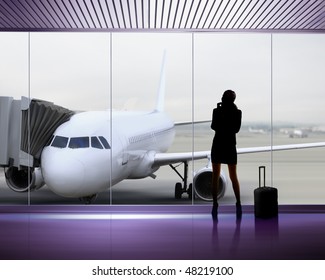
left=0, top=96, right=74, bottom=169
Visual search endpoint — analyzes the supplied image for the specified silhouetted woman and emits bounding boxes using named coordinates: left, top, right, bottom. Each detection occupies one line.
left=211, top=90, right=242, bottom=219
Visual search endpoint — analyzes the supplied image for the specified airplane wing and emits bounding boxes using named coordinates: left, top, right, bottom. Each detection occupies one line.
left=153, top=142, right=325, bottom=167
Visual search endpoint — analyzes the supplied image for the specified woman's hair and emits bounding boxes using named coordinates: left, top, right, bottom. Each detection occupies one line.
left=222, top=89, right=236, bottom=104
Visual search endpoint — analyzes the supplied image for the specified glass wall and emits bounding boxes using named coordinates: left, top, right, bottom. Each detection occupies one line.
left=111, top=33, right=192, bottom=204
left=0, top=32, right=324, bottom=205
left=193, top=33, right=272, bottom=205
left=272, top=34, right=325, bottom=204
left=0, top=33, right=29, bottom=205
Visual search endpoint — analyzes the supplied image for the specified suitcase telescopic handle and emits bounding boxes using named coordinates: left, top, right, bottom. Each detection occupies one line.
left=259, top=166, right=266, bottom=188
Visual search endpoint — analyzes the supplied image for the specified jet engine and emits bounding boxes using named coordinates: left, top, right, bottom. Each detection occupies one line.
left=193, top=166, right=227, bottom=201
left=5, top=166, right=45, bottom=192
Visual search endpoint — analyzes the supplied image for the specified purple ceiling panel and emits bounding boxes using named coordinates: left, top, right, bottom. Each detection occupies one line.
left=0, top=0, right=323, bottom=32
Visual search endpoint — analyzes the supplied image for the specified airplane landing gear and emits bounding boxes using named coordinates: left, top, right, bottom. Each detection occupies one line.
left=79, top=194, right=98, bottom=204
left=170, top=161, right=193, bottom=200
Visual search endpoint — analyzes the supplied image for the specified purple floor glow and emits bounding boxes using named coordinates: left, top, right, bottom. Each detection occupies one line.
left=0, top=205, right=324, bottom=260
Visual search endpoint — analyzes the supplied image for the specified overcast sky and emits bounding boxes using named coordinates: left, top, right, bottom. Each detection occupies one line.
left=0, top=32, right=324, bottom=124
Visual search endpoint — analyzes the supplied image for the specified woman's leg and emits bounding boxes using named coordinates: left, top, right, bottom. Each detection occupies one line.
left=228, top=164, right=242, bottom=217
left=227, top=164, right=241, bottom=204
left=212, top=163, right=221, bottom=204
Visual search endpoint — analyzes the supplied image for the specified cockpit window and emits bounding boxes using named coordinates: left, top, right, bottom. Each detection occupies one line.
left=50, top=135, right=109, bottom=149
left=69, top=137, right=89, bottom=149
left=91, top=137, right=103, bottom=149
left=99, top=136, right=111, bottom=149
left=51, top=136, right=69, bottom=148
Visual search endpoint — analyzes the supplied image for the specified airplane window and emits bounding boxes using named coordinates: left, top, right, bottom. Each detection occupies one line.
left=99, top=136, right=111, bottom=149
left=91, top=137, right=103, bottom=149
left=69, top=137, right=89, bottom=149
left=51, top=136, right=69, bottom=148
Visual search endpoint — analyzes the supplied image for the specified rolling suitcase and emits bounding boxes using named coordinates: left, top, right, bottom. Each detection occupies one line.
left=254, top=166, right=278, bottom=218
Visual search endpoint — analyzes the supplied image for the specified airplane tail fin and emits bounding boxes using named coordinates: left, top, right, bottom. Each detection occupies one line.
left=154, top=51, right=167, bottom=112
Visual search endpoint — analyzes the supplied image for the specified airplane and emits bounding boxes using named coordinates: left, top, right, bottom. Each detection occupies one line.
left=3, top=56, right=325, bottom=203
left=248, top=127, right=266, bottom=134
left=289, top=129, right=308, bottom=138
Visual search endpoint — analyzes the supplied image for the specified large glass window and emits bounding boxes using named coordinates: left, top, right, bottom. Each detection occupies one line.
left=0, top=32, right=324, bottom=206
left=0, top=33, right=29, bottom=206
left=193, top=33, right=272, bottom=205
left=29, top=33, right=111, bottom=205
left=272, top=34, right=325, bottom=204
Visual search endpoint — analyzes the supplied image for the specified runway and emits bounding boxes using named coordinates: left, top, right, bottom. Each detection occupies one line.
left=0, top=205, right=324, bottom=260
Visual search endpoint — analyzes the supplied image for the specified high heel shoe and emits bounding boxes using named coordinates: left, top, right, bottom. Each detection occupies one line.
left=236, top=202, right=242, bottom=218
left=211, top=202, right=218, bottom=220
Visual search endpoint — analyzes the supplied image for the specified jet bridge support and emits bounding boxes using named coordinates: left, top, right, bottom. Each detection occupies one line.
left=0, top=96, right=74, bottom=169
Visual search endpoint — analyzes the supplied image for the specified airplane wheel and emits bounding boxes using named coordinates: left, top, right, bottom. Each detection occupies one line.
left=80, top=194, right=98, bottom=204
left=175, top=182, right=182, bottom=199
left=187, top=183, right=193, bottom=200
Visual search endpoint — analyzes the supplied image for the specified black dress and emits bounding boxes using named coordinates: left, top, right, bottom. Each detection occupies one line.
left=211, top=102, right=242, bottom=165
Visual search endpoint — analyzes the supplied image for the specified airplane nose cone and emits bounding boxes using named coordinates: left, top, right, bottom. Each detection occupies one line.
left=42, top=150, right=85, bottom=197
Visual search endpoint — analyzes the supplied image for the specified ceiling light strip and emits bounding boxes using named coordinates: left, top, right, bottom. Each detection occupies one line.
left=23, top=0, right=49, bottom=29
left=208, top=0, right=223, bottom=29
left=312, top=16, right=325, bottom=29
left=294, top=1, right=324, bottom=30
left=171, top=0, right=180, bottom=28
left=200, top=0, right=216, bottom=29
left=280, top=0, right=311, bottom=30
left=177, top=0, right=187, bottom=29
left=68, top=0, right=85, bottom=28
left=73, top=1, right=89, bottom=28
left=0, top=1, right=25, bottom=28
left=214, top=0, right=231, bottom=28
left=31, top=0, right=55, bottom=29
left=230, top=0, right=251, bottom=29
left=236, top=0, right=257, bottom=29
left=308, top=1, right=325, bottom=28
left=61, top=0, right=79, bottom=28
left=116, top=0, right=126, bottom=28
left=195, top=0, right=209, bottom=29
left=52, top=0, right=73, bottom=28
left=96, top=0, right=110, bottom=28
left=265, top=0, right=295, bottom=29
left=125, top=0, right=133, bottom=28
left=184, top=0, right=195, bottom=28
left=188, top=0, right=202, bottom=29
left=111, top=0, right=121, bottom=28
left=42, top=0, right=63, bottom=28
left=159, top=0, right=164, bottom=29
left=142, top=0, right=146, bottom=28
left=256, top=0, right=284, bottom=29
left=166, top=0, right=174, bottom=28
left=274, top=0, right=303, bottom=29
left=249, top=1, right=273, bottom=29
left=82, top=0, right=98, bottom=28
left=244, top=0, right=267, bottom=29
left=90, top=0, right=104, bottom=28
left=220, top=0, right=238, bottom=29
left=308, top=2, right=325, bottom=29
left=10, top=0, right=38, bottom=29
left=225, top=0, right=245, bottom=29
left=0, top=12, right=15, bottom=28
left=288, top=0, right=318, bottom=29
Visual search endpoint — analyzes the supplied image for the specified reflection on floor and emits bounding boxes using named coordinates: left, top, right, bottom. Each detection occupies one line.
left=0, top=205, right=324, bottom=260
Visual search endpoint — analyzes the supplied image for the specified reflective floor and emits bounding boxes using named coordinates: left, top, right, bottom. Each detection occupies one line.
left=0, top=205, right=324, bottom=260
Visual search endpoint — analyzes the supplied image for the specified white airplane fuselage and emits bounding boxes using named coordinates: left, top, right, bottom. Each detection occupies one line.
left=41, top=110, right=175, bottom=198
